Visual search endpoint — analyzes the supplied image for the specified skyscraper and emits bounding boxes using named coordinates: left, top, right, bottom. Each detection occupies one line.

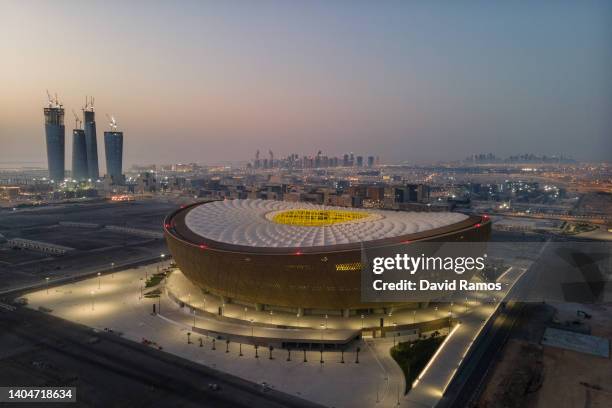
left=69, top=109, right=88, bottom=181
left=83, top=97, right=99, bottom=180
left=43, top=93, right=65, bottom=182
left=71, top=128, right=88, bottom=181
left=104, top=116, right=124, bottom=184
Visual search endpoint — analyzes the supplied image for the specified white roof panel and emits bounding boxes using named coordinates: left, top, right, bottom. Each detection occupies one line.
left=184, top=199, right=469, bottom=248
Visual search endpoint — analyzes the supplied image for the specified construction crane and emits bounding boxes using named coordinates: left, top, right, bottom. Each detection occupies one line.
left=105, top=114, right=118, bottom=131
left=71, top=109, right=82, bottom=129
left=84, top=96, right=95, bottom=111
left=45, top=90, right=61, bottom=108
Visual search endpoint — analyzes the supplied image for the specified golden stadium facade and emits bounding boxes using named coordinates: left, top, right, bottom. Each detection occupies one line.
left=163, top=199, right=491, bottom=315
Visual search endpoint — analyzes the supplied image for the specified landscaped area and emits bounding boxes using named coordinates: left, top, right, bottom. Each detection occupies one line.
left=391, top=333, right=446, bottom=392
left=145, top=272, right=166, bottom=288
left=561, top=222, right=597, bottom=235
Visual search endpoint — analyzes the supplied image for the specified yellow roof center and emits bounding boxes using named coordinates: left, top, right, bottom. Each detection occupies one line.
left=271, top=209, right=369, bottom=226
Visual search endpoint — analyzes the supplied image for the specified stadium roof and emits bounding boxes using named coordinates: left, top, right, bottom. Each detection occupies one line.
left=183, top=199, right=469, bottom=248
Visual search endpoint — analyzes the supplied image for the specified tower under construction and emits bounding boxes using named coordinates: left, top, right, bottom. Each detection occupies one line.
left=103, top=115, right=124, bottom=185
left=83, top=96, right=99, bottom=180
left=71, top=110, right=88, bottom=181
left=43, top=92, right=65, bottom=182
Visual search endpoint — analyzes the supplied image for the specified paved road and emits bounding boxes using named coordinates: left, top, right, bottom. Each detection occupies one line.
left=400, top=265, right=526, bottom=408
left=365, top=337, right=410, bottom=408
left=0, top=254, right=166, bottom=297
left=0, top=306, right=323, bottom=408
left=436, top=244, right=548, bottom=408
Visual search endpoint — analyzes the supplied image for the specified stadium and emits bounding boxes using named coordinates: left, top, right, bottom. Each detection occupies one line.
left=163, top=199, right=491, bottom=317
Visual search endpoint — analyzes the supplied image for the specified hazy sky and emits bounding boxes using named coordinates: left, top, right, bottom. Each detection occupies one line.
left=1, top=0, right=611, bottom=169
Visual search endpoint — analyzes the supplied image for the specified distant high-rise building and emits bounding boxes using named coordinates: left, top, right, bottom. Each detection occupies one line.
left=136, top=172, right=157, bottom=193
left=343, top=154, right=349, bottom=167
left=367, top=156, right=375, bottom=167
left=356, top=156, right=363, bottom=167
left=71, top=128, right=88, bottom=180
left=366, top=186, right=385, bottom=201
left=83, top=97, right=99, bottom=180
left=43, top=93, right=65, bottom=182
left=404, top=184, right=430, bottom=203
left=104, top=129, right=124, bottom=184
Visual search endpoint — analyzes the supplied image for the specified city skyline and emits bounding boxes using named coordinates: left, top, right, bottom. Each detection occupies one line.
left=1, top=1, right=611, bottom=170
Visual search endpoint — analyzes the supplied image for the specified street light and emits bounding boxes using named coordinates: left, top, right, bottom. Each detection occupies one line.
left=45, top=277, right=50, bottom=294
left=396, top=384, right=400, bottom=406
left=393, top=322, right=398, bottom=347
left=97, top=272, right=101, bottom=289
left=158, top=290, right=161, bottom=314
left=361, top=314, right=364, bottom=329
left=110, top=262, right=115, bottom=278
